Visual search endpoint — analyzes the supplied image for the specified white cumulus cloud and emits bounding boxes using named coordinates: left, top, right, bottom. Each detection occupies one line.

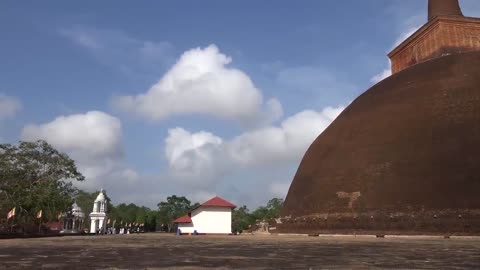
left=112, top=44, right=283, bottom=125
left=22, top=111, right=122, bottom=158
left=164, top=105, right=345, bottom=189
left=21, top=111, right=138, bottom=191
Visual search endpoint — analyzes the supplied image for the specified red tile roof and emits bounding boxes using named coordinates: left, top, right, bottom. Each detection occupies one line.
left=200, top=196, right=236, bottom=208
left=173, top=214, right=192, bottom=223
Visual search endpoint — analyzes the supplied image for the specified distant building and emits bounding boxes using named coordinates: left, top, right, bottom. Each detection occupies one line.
left=89, top=189, right=108, bottom=233
left=61, top=202, right=85, bottom=233
left=174, top=196, right=236, bottom=234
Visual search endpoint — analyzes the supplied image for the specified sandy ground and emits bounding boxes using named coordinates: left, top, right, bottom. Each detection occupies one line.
left=0, top=233, right=479, bottom=269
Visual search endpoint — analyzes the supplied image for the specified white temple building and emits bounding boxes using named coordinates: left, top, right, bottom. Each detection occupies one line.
left=60, top=202, right=85, bottom=233
left=174, top=196, right=236, bottom=234
left=89, top=189, right=108, bottom=233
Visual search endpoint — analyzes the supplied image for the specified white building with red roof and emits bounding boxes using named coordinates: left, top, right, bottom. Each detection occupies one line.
left=174, top=196, right=236, bottom=234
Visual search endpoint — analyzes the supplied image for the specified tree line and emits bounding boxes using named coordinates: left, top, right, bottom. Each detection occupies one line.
left=75, top=192, right=283, bottom=234
left=0, top=140, right=283, bottom=234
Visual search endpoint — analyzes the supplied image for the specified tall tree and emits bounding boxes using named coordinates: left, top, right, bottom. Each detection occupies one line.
left=232, top=205, right=255, bottom=233
left=250, top=198, right=285, bottom=222
left=157, top=195, right=192, bottom=232
left=0, top=140, right=84, bottom=231
left=265, top=198, right=284, bottom=219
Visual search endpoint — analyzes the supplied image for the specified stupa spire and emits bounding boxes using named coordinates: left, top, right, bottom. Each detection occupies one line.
left=428, top=0, right=463, bottom=21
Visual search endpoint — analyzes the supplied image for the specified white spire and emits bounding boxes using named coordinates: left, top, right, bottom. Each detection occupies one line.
left=94, top=189, right=106, bottom=202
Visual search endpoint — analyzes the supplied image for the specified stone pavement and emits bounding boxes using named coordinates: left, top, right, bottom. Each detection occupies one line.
left=0, top=233, right=479, bottom=269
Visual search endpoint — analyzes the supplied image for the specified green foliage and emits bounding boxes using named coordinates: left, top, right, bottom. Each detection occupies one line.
left=251, top=207, right=268, bottom=221
left=0, top=140, right=84, bottom=230
left=142, top=210, right=158, bottom=232
left=232, top=205, right=255, bottom=233
left=157, top=195, right=193, bottom=232
left=104, top=202, right=157, bottom=231
left=232, top=198, right=284, bottom=233
left=265, top=198, right=284, bottom=219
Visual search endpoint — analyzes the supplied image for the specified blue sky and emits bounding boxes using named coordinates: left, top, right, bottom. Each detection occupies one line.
left=1, top=0, right=480, bottom=208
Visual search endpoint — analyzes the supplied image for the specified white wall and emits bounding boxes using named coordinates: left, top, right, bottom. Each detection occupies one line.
left=90, top=216, right=106, bottom=233
left=191, top=206, right=232, bottom=234
left=177, top=223, right=194, bottom=233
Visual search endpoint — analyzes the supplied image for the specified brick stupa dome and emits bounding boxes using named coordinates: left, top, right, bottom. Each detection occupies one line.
left=280, top=0, right=480, bottom=234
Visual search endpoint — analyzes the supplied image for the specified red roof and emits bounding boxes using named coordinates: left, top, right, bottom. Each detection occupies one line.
left=174, top=197, right=236, bottom=223
left=173, top=214, right=192, bottom=223
left=200, top=196, right=236, bottom=208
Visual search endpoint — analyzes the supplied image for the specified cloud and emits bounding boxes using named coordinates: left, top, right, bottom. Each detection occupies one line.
left=164, top=105, right=345, bottom=190
left=229, top=106, right=345, bottom=166
left=59, top=26, right=174, bottom=76
left=0, top=94, right=22, bottom=120
left=20, top=111, right=138, bottom=191
left=22, top=111, right=122, bottom=158
left=165, top=128, right=226, bottom=188
left=112, top=44, right=283, bottom=126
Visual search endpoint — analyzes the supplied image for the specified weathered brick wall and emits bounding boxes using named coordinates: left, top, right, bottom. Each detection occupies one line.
left=390, top=17, right=480, bottom=74
left=277, top=210, right=480, bottom=235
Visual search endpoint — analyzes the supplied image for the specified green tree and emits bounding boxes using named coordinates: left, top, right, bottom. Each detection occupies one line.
left=106, top=202, right=158, bottom=231
left=250, top=198, right=285, bottom=221
left=232, top=205, right=255, bottom=233
left=251, top=206, right=268, bottom=221
left=112, top=203, right=139, bottom=226
left=157, top=195, right=192, bottom=232
left=0, top=140, right=84, bottom=232
left=143, top=210, right=158, bottom=232
left=265, top=198, right=284, bottom=219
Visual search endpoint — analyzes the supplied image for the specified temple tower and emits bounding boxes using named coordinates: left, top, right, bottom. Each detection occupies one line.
left=389, top=0, right=480, bottom=74
left=280, top=0, right=480, bottom=235
left=89, top=189, right=108, bottom=234
left=428, top=0, right=463, bottom=20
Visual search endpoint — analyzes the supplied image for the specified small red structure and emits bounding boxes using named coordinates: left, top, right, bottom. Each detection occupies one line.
left=173, top=214, right=192, bottom=224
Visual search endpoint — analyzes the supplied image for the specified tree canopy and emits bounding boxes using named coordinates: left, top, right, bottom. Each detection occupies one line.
left=232, top=205, right=255, bottom=233
left=0, top=140, right=84, bottom=231
left=157, top=195, right=193, bottom=232
left=232, top=198, right=284, bottom=233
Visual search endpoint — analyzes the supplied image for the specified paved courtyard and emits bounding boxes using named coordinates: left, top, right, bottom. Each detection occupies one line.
left=0, top=233, right=479, bottom=269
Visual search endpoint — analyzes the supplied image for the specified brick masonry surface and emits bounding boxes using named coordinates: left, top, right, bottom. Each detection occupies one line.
left=389, top=16, right=480, bottom=74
